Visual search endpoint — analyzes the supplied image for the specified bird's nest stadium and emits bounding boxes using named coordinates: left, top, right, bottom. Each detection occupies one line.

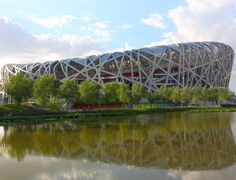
left=1, top=41, right=234, bottom=90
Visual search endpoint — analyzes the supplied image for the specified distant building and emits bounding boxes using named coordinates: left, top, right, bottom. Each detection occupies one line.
left=1, top=41, right=234, bottom=90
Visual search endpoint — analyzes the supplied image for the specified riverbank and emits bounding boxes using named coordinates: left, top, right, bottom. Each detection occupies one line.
left=1, top=104, right=236, bottom=125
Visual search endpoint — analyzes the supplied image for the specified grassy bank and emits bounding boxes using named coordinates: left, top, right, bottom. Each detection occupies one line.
left=1, top=104, right=236, bottom=125
left=74, top=106, right=236, bottom=114
left=0, top=104, right=67, bottom=117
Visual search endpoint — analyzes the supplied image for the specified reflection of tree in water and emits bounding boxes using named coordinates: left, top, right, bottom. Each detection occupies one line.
left=1, top=129, right=34, bottom=161
left=1, top=112, right=236, bottom=170
left=79, top=128, right=100, bottom=148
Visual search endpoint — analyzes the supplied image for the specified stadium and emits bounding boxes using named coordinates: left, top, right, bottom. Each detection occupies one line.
left=1, top=41, right=234, bottom=90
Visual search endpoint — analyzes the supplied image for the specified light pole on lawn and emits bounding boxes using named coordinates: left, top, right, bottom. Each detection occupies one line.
left=57, top=88, right=59, bottom=111
left=130, top=88, right=133, bottom=109
left=99, top=89, right=101, bottom=109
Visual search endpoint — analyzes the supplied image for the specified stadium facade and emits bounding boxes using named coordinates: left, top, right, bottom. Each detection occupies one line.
left=1, top=41, right=234, bottom=90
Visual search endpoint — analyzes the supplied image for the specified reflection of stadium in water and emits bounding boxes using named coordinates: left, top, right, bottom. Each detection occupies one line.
left=1, top=113, right=236, bottom=170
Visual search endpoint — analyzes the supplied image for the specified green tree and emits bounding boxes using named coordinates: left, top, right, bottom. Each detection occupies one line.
left=199, top=86, right=208, bottom=105
left=60, top=79, right=79, bottom=110
left=0, top=83, right=3, bottom=92
left=191, top=85, right=202, bottom=103
left=101, top=82, right=119, bottom=104
left=33, top=74, right=55, bottom=106
left=170, top=87, right=181, bottom=104
left=180, top=86, right=193, bottom=106
left=208, top=86, right=219, bottom=105
left=146, top=88, right=157, bottom=108
left=117, top=82, right=131, bottom=106
left=219, top=87, right=233, bottom=103
left=51, top=78, right=61, bottom=101
left=159, top=85, right=172, bottom=103
left=132, top=82, right=146, bottom=103
left=6, top=72, right=34, bottom=107
left=79, top=79, right=101, bottom=104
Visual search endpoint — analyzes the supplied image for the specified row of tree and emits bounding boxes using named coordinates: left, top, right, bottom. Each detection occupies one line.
left=3, top=72, right=233, bottom=108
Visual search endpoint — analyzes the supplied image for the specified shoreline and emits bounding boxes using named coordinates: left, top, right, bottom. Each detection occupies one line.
left=1, top=106, right=236, bottom=125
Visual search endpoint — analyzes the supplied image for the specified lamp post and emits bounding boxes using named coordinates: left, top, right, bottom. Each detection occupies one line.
left=99, top=90, right=101, bottom=109
left=3, top=88, right=7, bottom=110
left=98, top=89, right=104, bottom=109
left=57, top=88, right=59, bottom=111
left=130, top=88, right=133, bottom=109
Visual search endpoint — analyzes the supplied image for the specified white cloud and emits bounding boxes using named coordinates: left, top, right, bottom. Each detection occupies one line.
left=30, top=15, right=76, bottom=29
left=146, top=0, right=236, bottom=91
left=0, top=17, right=109, bottom=70
left=80, top=16, right=90, bottom=21
left=168, top=168, right=236, bottom=180
left=120, top=24, right=132, bottom=29
left=80, top=21, right=112, bottom=38
left=110, top=42, right=134, bottom=53
left=186, top=0, right=235, bottom=12
left=124, top=42, right=134, bottom=50
left=144, top=41, right=160, bottom=47
left=157, top=0, right=236, bottom=47
left=146, top=0, right=236, bottom=46
left=0, top=126, right=3, bottom=142
left=141, top=13, right=167, bottom=29
left=94, top=21, right=110, bottom=29
left=94, top=28, right=111, bottom=38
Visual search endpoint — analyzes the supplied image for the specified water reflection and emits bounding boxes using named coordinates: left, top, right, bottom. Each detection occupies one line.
left=1, top=112, right=236, bottom=171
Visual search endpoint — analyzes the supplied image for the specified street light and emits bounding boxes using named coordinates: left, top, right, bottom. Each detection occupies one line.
left=130, top=88, right=133, bottom=109
left=98, top=89, right=104, bottom=109
left=99, top=89, right=101, bottom=109
left=57, top=88, right=59, bottom=111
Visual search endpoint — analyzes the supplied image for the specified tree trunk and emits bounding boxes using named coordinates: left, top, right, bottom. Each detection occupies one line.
left=17, top=101, right=20, bottom=110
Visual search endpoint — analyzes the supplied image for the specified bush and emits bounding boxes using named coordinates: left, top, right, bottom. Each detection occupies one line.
left=220, top=104, right=236, bottom=107
left=0, top=104, right=68, bottom=117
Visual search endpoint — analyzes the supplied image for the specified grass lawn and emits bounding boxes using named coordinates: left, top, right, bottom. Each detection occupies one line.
left=44, top=102, right=67, bottom=110
left=0, top=104, right=35, bottom=111
left=1, top=104, right=236, bottom=124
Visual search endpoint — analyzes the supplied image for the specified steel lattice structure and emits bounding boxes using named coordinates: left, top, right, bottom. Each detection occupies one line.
left=1, top=41, right=234, bottom=89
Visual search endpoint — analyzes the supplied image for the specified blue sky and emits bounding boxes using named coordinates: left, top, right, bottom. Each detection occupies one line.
left=0, top=0, right=236, bottom=91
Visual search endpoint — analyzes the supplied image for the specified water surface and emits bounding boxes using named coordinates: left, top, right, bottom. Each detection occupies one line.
left=0, top=112, right=236, bottom=180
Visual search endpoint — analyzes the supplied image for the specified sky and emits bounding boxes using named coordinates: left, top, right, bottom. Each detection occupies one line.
left=0, top=0, right=236, bottom=91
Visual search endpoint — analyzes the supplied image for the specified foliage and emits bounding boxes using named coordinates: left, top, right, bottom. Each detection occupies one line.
left=33, top=74, right=55, bottom=106
left=6, top=72, right=34, bottom=107
left=117, top=82, right=131, bottom=104
left=60, top=78, right=79, bottom=111
left=132, top=82, right=146, bottom=103
left=51, top=78, right=61, bottom=100
left=146, top=89, right=157, bottom=107
left=159, top=85, right=172, bottom=103
left=101, top=81, right=119, bottom=104
left=79, top=79, right=101, bottom=104
left=191, top=85, right=202, bottom=103
left=44, top=102, right=67, bottom=110
left=219, top=87, right=233, bottom=102
left=199, top=86, right=208, bottom=103
left=180, top=86, right=193, bottom=105
left=3, top=72, right=235, bottom=109
left=3, top=104, right=236, bottom=125
left=170, top=87, right=181, bottom=104
left=0, top=83, right=3, bottom=91
left=207, top=86, right=219, bottom=105
left=0, top=104, right=68, bottom=117
left=60, top=79, right=79, bottom=102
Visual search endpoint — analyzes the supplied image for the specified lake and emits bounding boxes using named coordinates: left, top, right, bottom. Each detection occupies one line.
left=0, top=112, right=236, bottom=180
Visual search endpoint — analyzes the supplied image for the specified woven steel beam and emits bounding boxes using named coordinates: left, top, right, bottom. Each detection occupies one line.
left=1, top=42, right=234, bottom=90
